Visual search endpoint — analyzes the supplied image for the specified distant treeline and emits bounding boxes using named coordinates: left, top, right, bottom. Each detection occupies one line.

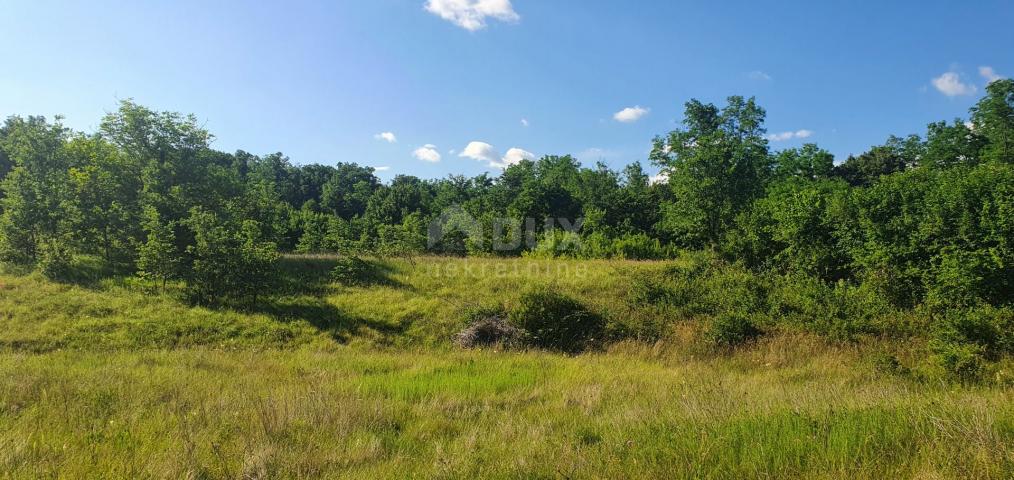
left=0, top=81, right=1012, bottom=310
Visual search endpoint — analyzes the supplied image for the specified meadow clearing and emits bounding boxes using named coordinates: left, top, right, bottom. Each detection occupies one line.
left=1, top=255, right=1011, bottom=479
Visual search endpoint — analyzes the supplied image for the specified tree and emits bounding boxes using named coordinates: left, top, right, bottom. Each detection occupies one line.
left=0, top=116, right=71, bottom=263
left=650, top=96, right=770, bottom=247
left=0, top=121, right=12, bottom=186
left=970, top=78, right=1014, bottom=163
left=182, top=208, right=278, bottom=304
left=320, top=163, right=380, bottom=218
left=99, top=100, right=217, bottom=224
left=773, top=143, right=835, bottom=181
left=922, top=120, right=984, bottom=169
left=137, top=207, right=181, bottom=292
left=63, top=135, right=142, bottom=267
left=833, top=143, right=908, bottom=186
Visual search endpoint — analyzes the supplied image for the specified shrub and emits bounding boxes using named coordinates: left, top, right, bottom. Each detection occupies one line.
left=927, top=306, right=1013, bottom=381
left=706, top=311, right=762, bottom=346
left=933, top=306, right=1013, bottom=360
left=767, top=274, right=890, bottom=342
left=629, top=252, right=765, bottom=318
left=527, top=230, right=582, bottom=259
left=509, top=287, right=603, bottom=353
left=330, top=256, right=374, bottom=286
left=183, top=209, right=279, bottom=304
left=930, top=341, right=988, bottom=381
left=38, top=238, right=74, bottom=280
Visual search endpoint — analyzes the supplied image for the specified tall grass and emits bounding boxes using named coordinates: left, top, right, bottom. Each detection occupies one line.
left=1, top=344, right=1011, bottom=478
left=1, top=255, right=1012, bottom=478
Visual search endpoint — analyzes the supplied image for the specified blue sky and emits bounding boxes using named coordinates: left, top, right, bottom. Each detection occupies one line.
left=2, top=0, right=1011, bottom=180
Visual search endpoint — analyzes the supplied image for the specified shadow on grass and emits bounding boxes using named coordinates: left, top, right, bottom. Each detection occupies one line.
left=275, top=254, right=407, bottom=295
left=241, top=296, right=409, bottom=342
left=222, top=254, right=412, bottom=342
left=34, top=256, right=133, bottom=290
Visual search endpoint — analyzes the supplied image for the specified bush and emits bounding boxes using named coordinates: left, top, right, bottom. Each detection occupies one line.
left=330, top=256, right=375, bottom=286
left=767, top=274, right=890, bottom=342
left=926, top=306, right=1012, bottom=381
left=629, top=252, right=765, bottom=318
left=527, top=230, right=582, bottom=259
left=706, top=311, right=762, bottom=346
left=509, top=287, right=603, bottom=353
left=183, top=209, right=279, bottom=304
left=933, top=306, right=1013, bottom=359
left=38, top=238, right=74, bottom=280
left=930, top=341, right=988, bottom=381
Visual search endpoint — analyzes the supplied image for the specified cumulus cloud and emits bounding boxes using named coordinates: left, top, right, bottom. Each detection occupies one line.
left=459, top=141, right=500, bottom=164
left=459, top=141, right=535, bottom=168
left=374, top=132, right=397, bottom=143
left=425, top=0, right=520, bottom=31
left=491, top=147, right=536, bottom=169
left=980, top=66, right=1003, bottom=83
left=374, top=166, right=391, bottom=172
left=614, top=106, right=650, bottom=123
left=932, top=72, right=977, bottom=97
left=520, top=118, right=529, bottom=127
left=412, top=144, right=442, bottom=163
left=748, top=70, right=772, bottom=81
left=767, top=129, right=814, bottom=142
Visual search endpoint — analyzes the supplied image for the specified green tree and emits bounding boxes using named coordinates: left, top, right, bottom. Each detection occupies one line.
left=773, top=143, right=835, bottom=181
left=922, top=120, right=985, bottom=169
left=650, top=96, right=771, bottom=247
left=320, top=163, right=380, bottom=218
left=0, top=116, right=71, bottom=263
left=136, top=207, right=182, bottom=292
left=182, top=208, right=278, bottom=304
left=63, top=135, right=143, bottom=267
left=970, top=78, right=1014, bottom=163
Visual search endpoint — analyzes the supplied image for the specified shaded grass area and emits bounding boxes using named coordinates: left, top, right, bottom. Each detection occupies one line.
left=1, top=343, right=1011, bottom=478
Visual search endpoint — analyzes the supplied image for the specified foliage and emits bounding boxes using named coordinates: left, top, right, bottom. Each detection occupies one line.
left=183, top=208, right=279, bottom=304
left=37, top=237, right=74, bottom=281
left=329, top=255, right=375, bottom=286
left=651, top=96, right=770, bottom=248
left=706, top=311, right=762, bottom=346
left=509, top=287, right=604, bottom=353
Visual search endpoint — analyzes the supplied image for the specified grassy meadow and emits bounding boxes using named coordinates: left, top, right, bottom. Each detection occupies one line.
left=1, top=255, right=1012, bottom=478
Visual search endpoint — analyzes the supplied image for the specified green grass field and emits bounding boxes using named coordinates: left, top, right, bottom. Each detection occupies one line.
left=1, top=256, right=1012, bottom=478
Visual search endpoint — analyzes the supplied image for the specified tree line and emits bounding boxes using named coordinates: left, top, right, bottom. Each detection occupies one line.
left=0, top=81, right=1012, bottom=311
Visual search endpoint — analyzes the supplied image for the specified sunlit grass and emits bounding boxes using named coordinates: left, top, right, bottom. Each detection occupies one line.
left=0, top=256, right=1012, bottom=478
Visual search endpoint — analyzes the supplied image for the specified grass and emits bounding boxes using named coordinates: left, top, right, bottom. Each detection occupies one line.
left=1, top=255, right=1012, bottom=478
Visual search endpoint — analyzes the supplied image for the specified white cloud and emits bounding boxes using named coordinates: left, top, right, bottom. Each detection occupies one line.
left=932, top=72, right=977, bottom=97
left=980, top=66, right=1003, bottom=83
left=520, top=118, right=529, bottom=127
left=767, top=129, right=814, bottom=142
left=459, top=141, right=500, bottom=164
left=374, top=132, right=397, bottom=143
left=374, top=166, right=391, bottom=172
left=748, top=70, right=772, bottom=81
left=614, top=106, right=650, bottom=123
left=425, top=0, right=520, bottom=31
left=491, top=147, right=536, bottom=169
left=459, top=141, right=535, bottom=168
left=412, top=144, right=442, bottom=163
